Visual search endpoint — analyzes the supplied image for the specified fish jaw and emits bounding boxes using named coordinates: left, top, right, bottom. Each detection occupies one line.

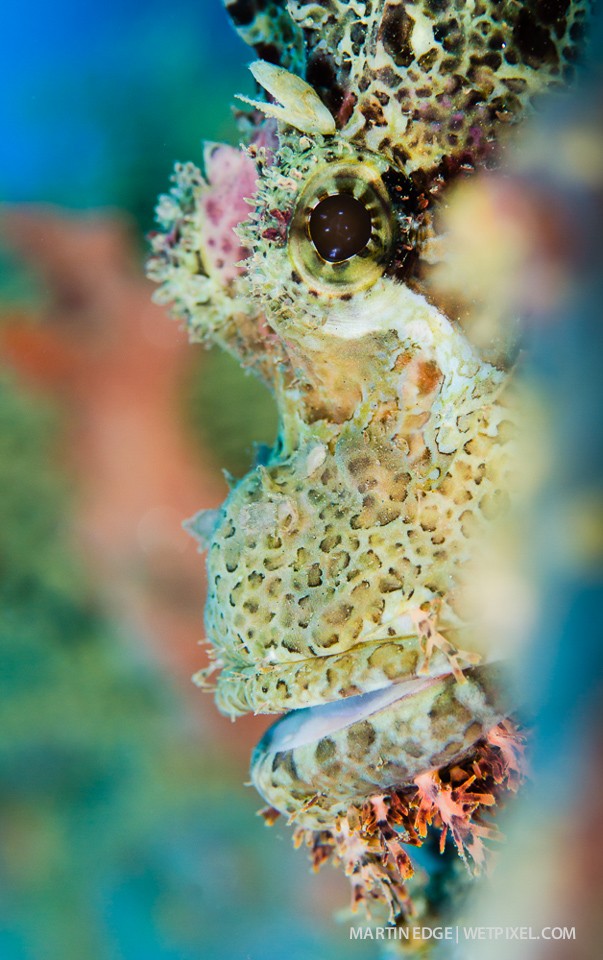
left=251, top=664, right=508, bottom=829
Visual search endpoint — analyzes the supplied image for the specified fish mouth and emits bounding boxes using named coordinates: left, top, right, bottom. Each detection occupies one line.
left=215, top=634, right=460, bottom=718
left=254, top=671, right=453, bottom=756
left=250, top=663, right=509, bottom=829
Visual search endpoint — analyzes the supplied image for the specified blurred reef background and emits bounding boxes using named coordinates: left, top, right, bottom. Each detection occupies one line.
left=0, top=2, right=370, bottom=958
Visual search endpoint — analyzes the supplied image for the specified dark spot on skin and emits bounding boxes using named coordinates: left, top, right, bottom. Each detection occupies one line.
left=315, top=737, right=337, bottom=763
left=255, top=42, right=281, bottom=64
left=380, top=3, right=416, bottom=68
left=226, top=0, right=255, bottom=27
left=347, top=721, right=376, bottom=755
left=326, top=603, right=353, bottom=625
left=306, top=51, right=347, bottom=114
left=513, top=9, right=558, bottom=66
left=378, top=575, right=403, bottom=593
left=271, top=751, right=299, bottom=782
left=434, top=18, right=463, bottom=55
left=417, top=48, right=438, bottom=71
left=347, top=455, right=372, bottom=476
left=404, top=739, right=425, bottom=759
left=537, top=0, right=570, bottom=26
left=375, top=65, right=402, bottom=87
left=478, top=51, right=503, bottom=70
left=360, top=99, right=388, bottom=126
left=276, top=679, right=292, bottom=699
left=318, top=634, right=340, bottom=648
left=488, top=30, right=506, bottom=50
left=351, top=22, right=365, bottom=45
left=440, top=55, right=460, bottom=74
left=463, top=87, right=486, bottom=110
left=503, top=77, right=528, bottom=94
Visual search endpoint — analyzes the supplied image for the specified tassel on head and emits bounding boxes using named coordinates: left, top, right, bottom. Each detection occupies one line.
left=236, top=61, right=336, bottom=136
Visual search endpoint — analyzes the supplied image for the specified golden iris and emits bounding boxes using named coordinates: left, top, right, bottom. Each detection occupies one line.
left=288, top=159, right=394, bottom=295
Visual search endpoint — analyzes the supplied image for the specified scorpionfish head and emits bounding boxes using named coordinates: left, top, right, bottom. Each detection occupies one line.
left=149, top=0, right=589, bottom=415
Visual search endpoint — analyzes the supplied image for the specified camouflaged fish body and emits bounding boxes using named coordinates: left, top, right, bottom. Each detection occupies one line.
left=148, top=0, right=589, bottom=930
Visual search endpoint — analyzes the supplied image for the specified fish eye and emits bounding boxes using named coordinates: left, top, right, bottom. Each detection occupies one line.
left=288, top=160, right=395, bottom=295
left=308, top=193, right=372, bottom=263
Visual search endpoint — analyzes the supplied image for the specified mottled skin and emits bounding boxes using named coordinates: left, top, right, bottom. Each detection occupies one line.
left=207, top=259, right=510, bottom=714
left=149, top=0, right=590, bottom=919
left=229, top=0, right=588, bottom=169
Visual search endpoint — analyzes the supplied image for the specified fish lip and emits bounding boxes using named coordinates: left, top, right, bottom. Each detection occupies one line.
left=253, top=671, right=454, bottom=757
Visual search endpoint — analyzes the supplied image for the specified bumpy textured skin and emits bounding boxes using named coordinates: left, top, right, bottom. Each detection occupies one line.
left=227, top=0, right=589, bottom=169
left=289, top=0, right=588, bottom=169
left=205, top=278, right=510, bottom=719
left=149, top=0, right=589, bottom=931
left=224, top=0, right=305, bottom=70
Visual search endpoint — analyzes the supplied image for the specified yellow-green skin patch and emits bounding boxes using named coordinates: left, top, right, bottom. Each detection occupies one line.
left=207, top=291, right=509, bottom=713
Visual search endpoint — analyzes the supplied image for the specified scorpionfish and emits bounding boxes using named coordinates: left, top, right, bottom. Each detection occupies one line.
left=148, top=0, right=590, bottom=935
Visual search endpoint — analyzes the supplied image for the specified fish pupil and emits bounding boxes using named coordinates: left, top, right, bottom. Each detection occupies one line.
left=309, top=193, right=372, bottom=263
